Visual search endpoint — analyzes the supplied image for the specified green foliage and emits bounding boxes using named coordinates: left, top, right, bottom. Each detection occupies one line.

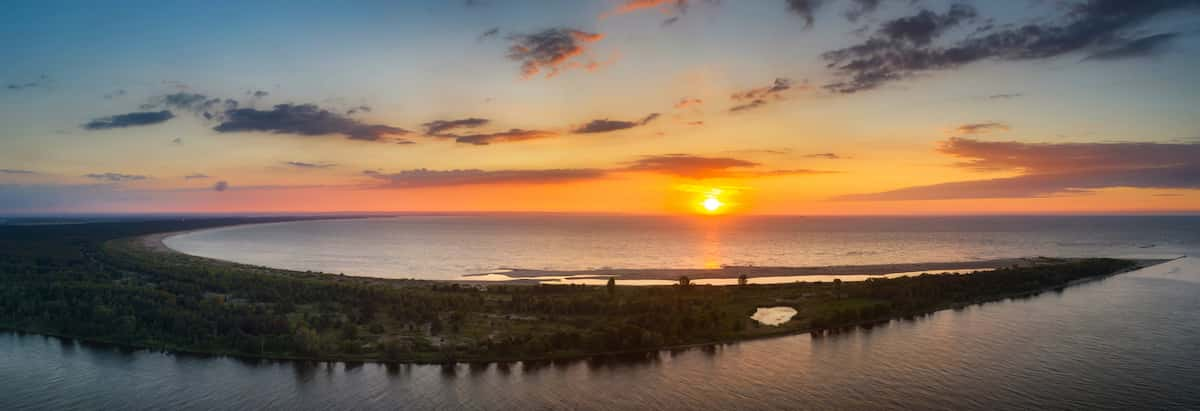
left=0, top=219, right=1137, bottom=362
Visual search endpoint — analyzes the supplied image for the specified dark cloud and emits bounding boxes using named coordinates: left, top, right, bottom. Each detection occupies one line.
left=507, top=28, right=605, bottom=78
left=252, top=90, right=269, bottom=98
left=445, top=129, right=558, bottom=145
left=284, top=161, right=337, bottom=169
left=149, top=92, right=238, bottom=115
left=213, top=181, right=229, bottom=192
left=346, top=105, right=372, bottom=115
left=1, top=169, right=36, bottom=175
left=822, top=1, right=1200, bottom=93
left=214, top=104, right=411, bottom=142
left=844, top=0, right=882, bottom=22
left=785, top=0, right=824, bottom=28
left=84, top=173, right=148, bottom=182
left=171, top=137, right=183, bottom=145
left=363, top=168, right=607, bottom=188
left=572, top=113, right=660, bottom=133
left=955, top=122, right=1010, bottom=135
left=422, top=118, right=490, bottom=135
left=478, top=27, right=500, bottom=41
left=83, top=111, right=175, bottom=130
left=1086, top=32, right=1181, bottom=60
left=805, top=152, right=845, bottom=159
left=836, top=138, right=1200, bottom=200
left=183, top=173, right=210, bottom=180
left=878, top=4, right=976, bottom=46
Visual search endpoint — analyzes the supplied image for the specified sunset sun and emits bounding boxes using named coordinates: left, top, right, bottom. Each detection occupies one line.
left=702, top=197, right=723, bottom=213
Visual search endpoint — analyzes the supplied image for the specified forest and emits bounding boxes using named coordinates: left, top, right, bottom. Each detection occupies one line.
left=0, top=218, right=1140, bottom=363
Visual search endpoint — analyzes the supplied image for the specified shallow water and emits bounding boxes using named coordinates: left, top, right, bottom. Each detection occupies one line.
left=164, top=215, right=1198, bottom=280
left=3, top=257, right=1199, bottom=410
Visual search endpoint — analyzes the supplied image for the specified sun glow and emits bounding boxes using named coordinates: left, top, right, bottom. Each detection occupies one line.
left=702, top=197, right=723, bottom=212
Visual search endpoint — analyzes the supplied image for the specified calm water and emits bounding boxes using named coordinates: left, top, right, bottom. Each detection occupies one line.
left=2, top=257, right=1198, bottom=410
left=164, top=215, right=1200, bottom=280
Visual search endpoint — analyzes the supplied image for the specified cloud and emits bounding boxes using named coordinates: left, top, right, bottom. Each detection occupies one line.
left=284, top=161, right=337, bottom=169
left=836, top=138, right=1200, bottom=200
left=1, top=169, right=36, bottom=175
left=145, top=92, right=238, bottom=119
left=507, top=28, right=605, bottom=78
left=573, top=113, right=660, bottom=134
left=444, top=129, right=558, bottom=145
left=729, top=78, right=798, bottom=112
left=84, top=173, right=149, bottom=182
left=422, top=118, right=490, bottom=135
left=83, top=111, right=175, bottom=130
left=730, top=99, right=768, bottom=112
left=603, top=0, right=688, bottom=17
left=363, top=168, right=607, bottom=188
left=844, top=0, right=882, bottom=22
left=805, top=152, right=845, bottom=159
left=625, top=154, right=834, bottom=179
left=252, top=90, right=269, bottom=98
left=346, top=105, right=372, bottom=115
left=785, top=0, right=824, bottom=27
left=183, top=173, right=210, bottom=180
left=732, top=78, right=793, bottom=101
left=988, top=93, right=1023, bottom=99
left=478, top=27, right=500, bottom=41
left=674, top=97, right=703, bottom=109
left=1086, top=32, right=1182, bottom=60
left=214, top=104, right=411, bottom=142
left=937, top=137, right=1200, bottom=173
left=822, top=1, right=1200, bottom=93
left=213, top=181, right=229, bottom=192
left=171, top=138, right=183, bottom=145
left=954, top=122, right=1010, bottom=135
left=5, top=75, right=49, bottom=91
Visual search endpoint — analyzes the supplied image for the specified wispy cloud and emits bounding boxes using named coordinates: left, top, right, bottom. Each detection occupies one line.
left=836, top=138, right=1200, bottom=200
left=954, top=122, right=1010, bottom=135
left=364, top=168, right=607, bottom=188
left=283, top=161, right=337, bottom=169
left=84, top=173, right=149, bottom=182
left=573, top=113, right=660, bottom=134
left=83, top=111, right=175, bottom=130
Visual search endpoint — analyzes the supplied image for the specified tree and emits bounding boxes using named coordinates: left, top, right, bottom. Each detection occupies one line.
left=678, top=276, right=690, bottom=288
left=606, top=277, right=616, bottom=296
left=738, top=274, right=748, bottom=287
left=833, top=278, right=843, bottom=299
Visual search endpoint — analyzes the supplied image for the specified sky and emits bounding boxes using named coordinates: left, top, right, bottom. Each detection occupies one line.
left=2, top=0, right=1199, bottom=215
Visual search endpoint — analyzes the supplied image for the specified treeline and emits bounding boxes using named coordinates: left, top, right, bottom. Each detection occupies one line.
left=0, top=219, right=1138, bottom=363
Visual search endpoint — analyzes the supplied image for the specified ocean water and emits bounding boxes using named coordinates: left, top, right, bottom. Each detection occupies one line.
left=164, top=215, right=1200, bottom=280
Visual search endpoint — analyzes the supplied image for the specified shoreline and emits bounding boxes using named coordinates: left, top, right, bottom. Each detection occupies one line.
left=4, top=257, right=1176, bottom=366
left=150, top=218, right=1136, bottom=285
left=6, top=217, right=1177, bottom=366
